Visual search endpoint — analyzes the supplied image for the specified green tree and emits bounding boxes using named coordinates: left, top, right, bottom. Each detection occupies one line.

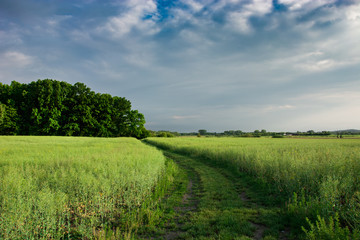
left=61, top=82, right=97, bottom=136
left=0, top=103, right=5, bottom=127
left=198, top=129, right=207, bottom=136
left=0, top=79, right=149, bottom=138
left=110, top=96, right=132, bottom=136
left=0, top=103, right=19, bottom=135
left=124, top=110, right=148, bottom=139
left=28, top=79, right=64, bottom=135
left=307, top=130, right=315, bottom=135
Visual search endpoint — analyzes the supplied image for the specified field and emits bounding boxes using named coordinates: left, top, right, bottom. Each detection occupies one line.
left=0, top=136, right=174, bottom=239
left=1, top=136, right=360, bottom=239
left=145, top=137, right=360, bottom=238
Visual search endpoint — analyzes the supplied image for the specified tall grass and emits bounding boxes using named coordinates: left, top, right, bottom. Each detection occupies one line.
left=0, top=136, right=167, bottom=239
left=145, top=137, right=360, bottom=235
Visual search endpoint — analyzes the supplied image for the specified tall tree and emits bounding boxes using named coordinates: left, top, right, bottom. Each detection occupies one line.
left=0, top=79, right=149, bottom=138
left=0, top=103, right=19, bottom=135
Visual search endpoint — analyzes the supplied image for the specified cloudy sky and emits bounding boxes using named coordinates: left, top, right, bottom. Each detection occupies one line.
left=1, top=0, right=359, bottom=132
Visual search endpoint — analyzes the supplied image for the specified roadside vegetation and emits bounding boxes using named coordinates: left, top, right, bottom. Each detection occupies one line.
left=145, top=137, right=360, bottom=239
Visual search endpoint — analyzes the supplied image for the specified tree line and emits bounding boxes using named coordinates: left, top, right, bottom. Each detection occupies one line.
left=159, top=129, right=334, bottom=137
left=0, top=79, right=149, bottom=138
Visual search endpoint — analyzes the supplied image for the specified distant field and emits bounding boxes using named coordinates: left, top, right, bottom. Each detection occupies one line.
left=287, top=134, right=360, bottom=139
left=0, top=136, right=167, bottom=239
left=145, top=137, right=360, bottom=235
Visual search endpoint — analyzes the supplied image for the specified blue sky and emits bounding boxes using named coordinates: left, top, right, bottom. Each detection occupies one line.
left=1, top=0, right=359, bottom=132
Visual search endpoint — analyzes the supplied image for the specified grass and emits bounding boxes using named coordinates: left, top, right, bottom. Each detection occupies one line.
left=0, top=136, right=173, bottom=239
left=2, top=136, right=360, bottom=239
left=145, top=137, right=360, bottom=238
left=144, top=144, right=288, bottom=240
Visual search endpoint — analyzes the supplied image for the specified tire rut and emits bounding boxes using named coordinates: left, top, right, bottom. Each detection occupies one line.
left=144, top=142, right=288, bottom=240
left=162, top=152, right=202, bottom=240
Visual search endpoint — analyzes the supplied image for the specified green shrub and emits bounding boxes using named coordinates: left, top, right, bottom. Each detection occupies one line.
left=302, top=214, right=360, bottom=240
left=272, top=135, right=284, bottom=138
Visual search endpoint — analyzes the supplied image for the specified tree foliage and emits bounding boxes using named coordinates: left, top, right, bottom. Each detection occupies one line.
left=0, top=79, right=149, bottom=138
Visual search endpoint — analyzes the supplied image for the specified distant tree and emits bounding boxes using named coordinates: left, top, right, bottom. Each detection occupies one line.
left=242, top=133, right=253, bottom=137
left=156, top=131, right=174, bottom=137
left=198, top=129, right=207, bottom=136
left=224, top=130, right=234, bottom=136
left=234, top=130, right=243, bottom=136
left=253, top=130, right=261, bottom=137
left=307, top=130, right=315, bottom=135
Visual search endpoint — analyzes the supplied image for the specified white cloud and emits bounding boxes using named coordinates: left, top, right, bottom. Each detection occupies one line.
left=227, top=11, right=253, bottom=33
left=289, top=4, right=360, bottom=72
left=178, top=29, right=214, bottom=50
left=100, top=0, right=159, bottom=38
left=296, top=58, right=360, bottom=72
left=262, top=15, right=360, bottom=75
left=0, top=51, right=34, bottom=67
left=181, top=0, right=205, bottom=12
left=263, top=104, right=296, bottom=112
left=0, top=51, right=38, bottom=82
left=47, top=15, right=72, bottom=27
left=346, top=3, right=360, bottom=21
left=211, top=0, right=242, bottom=11
left=245, top=0, right=273, bottom=15
left=278, top=0, right=336, bottom=11
left=167, top=6, right=204, bottom=27
left=226, top=0, right=272, bottom=33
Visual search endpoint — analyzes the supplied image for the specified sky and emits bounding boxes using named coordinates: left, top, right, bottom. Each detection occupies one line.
left=1, top=0, right=360, bottom=133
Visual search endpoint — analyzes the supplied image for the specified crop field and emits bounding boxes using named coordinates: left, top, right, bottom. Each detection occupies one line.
left=2, top=136, right=360, bottom=239
left=0, top=136, right=171, bottom=239
left=145, top=137, right=360, bottom=238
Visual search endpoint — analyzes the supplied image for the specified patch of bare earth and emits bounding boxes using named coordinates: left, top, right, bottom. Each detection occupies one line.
left=251, top=222, right=267, bottom=240
left=239, top=191, right=289, bottom=240
left=240, top=191, right=249, bottom=202
left=239, top=191, right=267, bottom=240
left=279, top=227, right=290, bottom=240
left=164, top=178, right=198, bottom=239
left=177, top=179, right=196, bottom=211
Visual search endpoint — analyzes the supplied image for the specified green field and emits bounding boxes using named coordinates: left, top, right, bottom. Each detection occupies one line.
left=1, top=136, right=360, bottom=239
left=0, top=136, right=174, bottom=239
left=145, top=137, right=360, bottom=238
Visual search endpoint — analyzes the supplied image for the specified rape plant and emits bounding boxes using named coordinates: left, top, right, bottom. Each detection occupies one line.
left=145, top=137, right=360, bottom=234
left=0, top=136, right=167, bottom=239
